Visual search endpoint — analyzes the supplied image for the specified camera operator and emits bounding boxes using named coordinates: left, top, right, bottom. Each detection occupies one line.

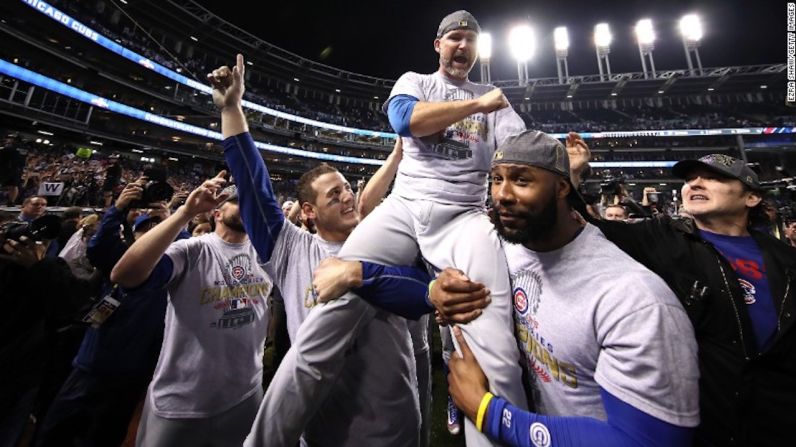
left=576, top=151, right=796, bottom=446
left=102, top=155, right=122, bottom=209
left=34, top=179, right=188, bottom=447
left=0, top=223, right=96, bottom=447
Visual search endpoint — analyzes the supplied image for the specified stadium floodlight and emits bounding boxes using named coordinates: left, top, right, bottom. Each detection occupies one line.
left=635, top=19, right=657, bottom=79
left=508, top=24, right=535, bottom=86
left=478, top=32, right=493, bottom=83
left=636, top=19, right=655, bottom=45
left=680, top=14, right=704, bottom=76
left=478, top=33, right=493, bottom=60
left=594, top=23, right=612, bottom=81
left=554, top=27, right=570, bottom=84
left=594, top=23, right=612, bottom=49
left=554, top=27, right=569, bottom=52
left=679, top=14, right=703, bottom=42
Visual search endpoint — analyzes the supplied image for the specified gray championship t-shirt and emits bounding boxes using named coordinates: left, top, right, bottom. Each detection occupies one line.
left=385, top=71, right=526, bottom=206
left=265, top=220, right=343, bottom=341
left=148, top=233, right=272, bottom=418
left=504, top=224, right=700, bottom=427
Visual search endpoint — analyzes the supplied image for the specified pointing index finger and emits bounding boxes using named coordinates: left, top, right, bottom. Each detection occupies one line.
left=453, top=326, right=474, bottom=360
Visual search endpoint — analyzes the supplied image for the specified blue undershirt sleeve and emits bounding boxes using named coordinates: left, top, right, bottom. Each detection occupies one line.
left=483, top=388, right=694, bottom=447
left=351, top=261, right=433, bottom=320
left=124, top=254, right=174, bottom=292
left=222, top=132, right=285, bottom=262
left=386, top=94, right=419, bottom=137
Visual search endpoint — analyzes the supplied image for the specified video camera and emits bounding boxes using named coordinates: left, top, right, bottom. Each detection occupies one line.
left=599, top=175, right=628, bottom=196
left=129, top=166, right=174, bottom=209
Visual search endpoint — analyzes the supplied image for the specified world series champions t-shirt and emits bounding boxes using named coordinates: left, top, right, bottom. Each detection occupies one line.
left=699, top=230, right=777, bottom=352
left=148, top=233, right=272, bottom=418
left=504, top=224, right=700, bottom=427
left=384, top=71, right=526, bottom=206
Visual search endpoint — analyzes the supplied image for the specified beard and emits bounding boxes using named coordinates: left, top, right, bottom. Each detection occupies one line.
left=491, top=192, right=559, bottom=245
left=222, top=212, right=246, bottom=233
left=439, top=53, right=473, bottom=79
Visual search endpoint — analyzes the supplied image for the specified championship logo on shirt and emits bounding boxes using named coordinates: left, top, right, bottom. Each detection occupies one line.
left=514, top=287, right=529, bottom=315
left=511, top=270, right=543, bottom=317
left=226, top=254, right=251, bottom=282
left=739, top=278, right=756, bottom=304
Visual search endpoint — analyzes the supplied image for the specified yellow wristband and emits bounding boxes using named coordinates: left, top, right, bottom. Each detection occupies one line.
left=427, top=279, right=436, bottom=296
left=476, top=392, right=495, bottom=432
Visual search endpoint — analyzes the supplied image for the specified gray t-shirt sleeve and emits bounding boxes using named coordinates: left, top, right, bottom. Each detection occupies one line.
left=594, top=299, right=700, bottom=427
left=383, top=72, right=426, bottom=113
left=264, top=220, right=305, bottom=285
left=493, top=102, right=527, bottom=147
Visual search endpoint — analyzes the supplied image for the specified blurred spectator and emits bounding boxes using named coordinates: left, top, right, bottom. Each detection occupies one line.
left=58, top=213, right=100, bottom=280
left=0, top=135, right=25, bottom=206
left=784, top=220, right=796, bottom=247
left=0, top=231, right=96, bottom=447
left=19, top=196, right=47, bottom=222
left=603, top=204, right=628, bottom=221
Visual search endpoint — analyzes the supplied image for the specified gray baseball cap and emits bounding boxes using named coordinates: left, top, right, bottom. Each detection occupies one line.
left=492, top=130, right=571, bottom=178
left=437, top=10, right=481, bottom=38
left=492, top=130, right=586, bottom=208
left=672, top=154, right=761, bottom=190
left=218, top=184, right=238, bottom=206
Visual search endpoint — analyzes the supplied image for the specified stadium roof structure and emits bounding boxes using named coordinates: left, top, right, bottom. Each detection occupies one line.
left=153, top=0, right=787, bottom=104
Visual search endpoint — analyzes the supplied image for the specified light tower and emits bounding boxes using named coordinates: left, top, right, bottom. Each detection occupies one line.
left=635, top=19, right=657, bottom=79
left=554, top=26, right=569, bottom=84
left=594, top=23, right=612, bottom=81
left=478, top=32, right=493, bottom=83
left=509, top=24, right=535, bottom=86
left=679, top=14, right=704, bottom=76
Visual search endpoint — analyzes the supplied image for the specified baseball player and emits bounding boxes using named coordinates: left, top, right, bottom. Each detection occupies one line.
left=207, top=54, right=487, bottom=446
left=329, top=10, right=529, bottom=445
left=268, top=10, right=528, bottom=445
left=110, top=176, right=272, bottom=447
left=441, top=131, right=700, bottom=446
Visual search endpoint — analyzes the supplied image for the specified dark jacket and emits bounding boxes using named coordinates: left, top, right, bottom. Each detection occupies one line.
left=79, top=206, right=167, bottom=376
left=0, top=257, right=94, bottom=421
left=592, top=216, right=796, bottom=447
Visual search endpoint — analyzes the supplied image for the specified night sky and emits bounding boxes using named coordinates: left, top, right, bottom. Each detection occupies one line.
left=195, top=0, right=785, bottom=81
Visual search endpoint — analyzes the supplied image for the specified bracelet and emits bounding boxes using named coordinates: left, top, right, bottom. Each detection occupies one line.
left=427, top=279, right=436, bottom=294
left=476, top=392, right=494, bottom=432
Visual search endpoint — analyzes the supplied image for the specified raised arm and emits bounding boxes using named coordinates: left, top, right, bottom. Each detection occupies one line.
left=110, top=173, right=229, bottom=288
left=356, top=138, right=402, bottom=218
left=385, top=72, right=509, bottom=138
left=408, top=88, right=506, bottom=137
left=209, top=54, right=286, bottom=263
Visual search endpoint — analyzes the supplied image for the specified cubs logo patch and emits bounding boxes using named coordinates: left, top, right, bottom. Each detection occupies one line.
left=530, top=422, right=551, bottom=447
left=514, top=287, right=529, bottom=315
left=231, top=265, right=245, bottom=280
